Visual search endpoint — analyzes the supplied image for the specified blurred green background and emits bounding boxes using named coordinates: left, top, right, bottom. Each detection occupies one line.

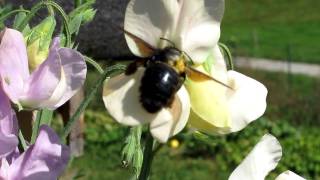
left=221, top=0, right=320, bottom=63
left=57, top=0, right=320, bottom=179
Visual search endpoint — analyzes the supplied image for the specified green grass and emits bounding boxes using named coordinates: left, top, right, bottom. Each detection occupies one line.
left=59, top=69, right=320, bottom=180
left=221, top=0, right=320, bottom=63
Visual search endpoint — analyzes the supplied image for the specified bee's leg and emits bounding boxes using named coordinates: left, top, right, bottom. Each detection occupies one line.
left=125, top=62, right=138, bottom=75
left=125, top=59, right=146, bottom=75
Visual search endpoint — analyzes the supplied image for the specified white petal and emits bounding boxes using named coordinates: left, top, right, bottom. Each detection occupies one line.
left=226, top=71, right=267, bottom=132
left=275, top=171, right=306, bottom=180
left=150, top=86, right=190, bottom=143
left=124, top=0, right=179, bottom=56
left=211, top=45, right=227, bottom=76
left=103, top=68, right=175, bottom=127
left=229, top=134, right=282, bottom=180
left=176, top=0, right=224, bottom=64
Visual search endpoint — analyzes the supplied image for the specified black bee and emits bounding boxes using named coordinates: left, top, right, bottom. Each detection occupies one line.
left=123, top=29, right=231, bottom=113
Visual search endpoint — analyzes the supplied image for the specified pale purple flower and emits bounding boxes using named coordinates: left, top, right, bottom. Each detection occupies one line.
left=0, top=28, right=87, bottom=110
left=0, top=87, right=18, bottom=158
left=0, top=125, right=70, bottom=180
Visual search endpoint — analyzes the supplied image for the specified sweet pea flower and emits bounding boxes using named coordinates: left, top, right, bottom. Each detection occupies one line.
left=229, top=134, right=305, bottom=180
left=103, top=0, right=266, bottom=142
left=0, top=28, right=86, bottom=110
left=0, top=125, right=70, bottom=180
left=105, top=0, right=224, bottom=143
left=0, top=88, right=18, bottom=157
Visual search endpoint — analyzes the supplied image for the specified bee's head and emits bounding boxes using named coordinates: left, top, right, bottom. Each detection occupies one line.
left=163, top=47, right=183, bottom=62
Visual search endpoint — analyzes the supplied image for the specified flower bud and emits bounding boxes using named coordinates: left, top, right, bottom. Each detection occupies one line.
left=82, top=8, right=96, bottom=24
left=26, top=16, right=56, bottom=71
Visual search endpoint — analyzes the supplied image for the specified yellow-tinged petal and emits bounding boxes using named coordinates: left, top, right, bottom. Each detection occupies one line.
left=189, top=110, right=230, bottom=135
left=185, top=65, right=231, bottom=130
left=186, top=46, right=267, bottom=135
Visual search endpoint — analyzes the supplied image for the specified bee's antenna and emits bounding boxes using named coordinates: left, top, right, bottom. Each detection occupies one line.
left=182, top=51, right=195, bottom=65
left=159, top=37, right=176, bottom=47
left=158, top=37, right=195, bottom=65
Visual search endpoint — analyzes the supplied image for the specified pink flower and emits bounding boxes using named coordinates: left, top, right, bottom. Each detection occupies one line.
left=0, top=28, right=86, bottom=110
left=0, top=125, right=70, bottom=180
left=0, top=88, right=18, bottom=158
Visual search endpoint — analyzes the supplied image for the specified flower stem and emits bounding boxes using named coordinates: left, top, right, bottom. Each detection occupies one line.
left=219, top=42, right=234, bottom=70
left=138, top=132, right=155, bottom=180
left=18, top=130, right=28, bottom=151
left=0, top=9, right=30, bottom=23
left=84, top=56, right=104, bottom=74
left=61, top=64, right=126, bottom=139
left=31, top=109, right=53, bottom=144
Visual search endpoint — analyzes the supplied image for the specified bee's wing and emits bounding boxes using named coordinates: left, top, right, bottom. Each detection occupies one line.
left=122, top=28, right=157, bottom=57
left=185, top=66, right=233, bottom=89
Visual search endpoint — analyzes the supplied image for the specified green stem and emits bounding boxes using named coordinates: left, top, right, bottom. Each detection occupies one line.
left=44, top=1, right=72, bottom=47
left=30, top=109, right=53, bottom=144
left=31, top=110, right=42, bottom=144
left=17, top=0, right=72, bottom=47
left=19, top=130, right=28, bottom=151
left=0, top=9, right=30, bottom=23
left=138, top=132, right=155, bottom=180
left=219, top=42, right=234, bottom=70
left=47, top=4, right=55, bottom=16
left=61, top=64, right=126, bottom=139
left=84, top=56, right=104, bottom=74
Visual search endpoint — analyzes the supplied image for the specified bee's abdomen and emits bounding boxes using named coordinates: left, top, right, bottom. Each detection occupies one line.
left=140, top=63, right=181, bottom=113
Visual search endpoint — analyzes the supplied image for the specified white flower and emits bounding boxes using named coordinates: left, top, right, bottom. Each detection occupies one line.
left=229, top=134, right=306, bottom=180
left=103, top=0, right=267, bottom=142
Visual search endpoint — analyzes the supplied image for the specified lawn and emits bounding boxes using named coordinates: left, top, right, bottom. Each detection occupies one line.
left=60, top=69, right=320, bottom=180
left=221, top=0, right=320, bottom=63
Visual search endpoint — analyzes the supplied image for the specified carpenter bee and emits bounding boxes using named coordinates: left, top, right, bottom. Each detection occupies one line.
left=122, top=29, right=231, bottom=113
